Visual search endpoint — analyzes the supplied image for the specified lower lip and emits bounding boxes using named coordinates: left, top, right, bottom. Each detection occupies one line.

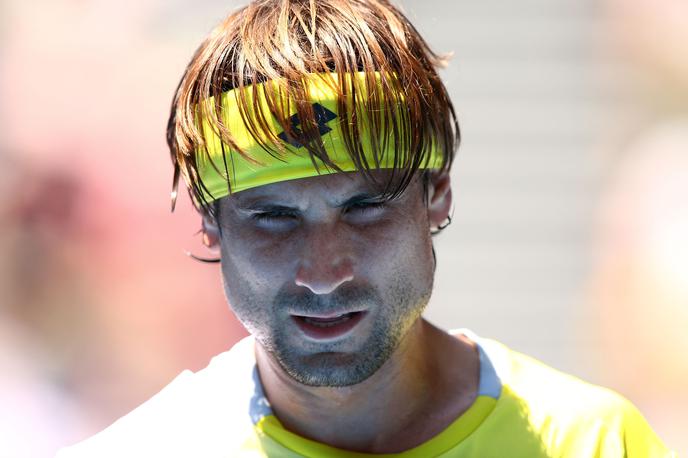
left=292, top=312, right=367, bottom=340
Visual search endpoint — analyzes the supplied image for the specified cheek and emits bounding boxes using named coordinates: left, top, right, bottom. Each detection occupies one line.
left=354, top=217, right=435, bottom=285
left=218, top=233, right=296, bottom=311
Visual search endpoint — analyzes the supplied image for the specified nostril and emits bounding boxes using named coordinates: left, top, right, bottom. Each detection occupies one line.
left=295, top=260, right=354, bottom=295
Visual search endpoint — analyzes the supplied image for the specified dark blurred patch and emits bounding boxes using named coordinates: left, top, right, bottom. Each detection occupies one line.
left=0, top=160, right=96, bottom=392
left=11, top=168, right=83, bottom=237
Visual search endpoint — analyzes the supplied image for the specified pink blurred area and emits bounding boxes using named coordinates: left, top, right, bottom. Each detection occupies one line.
left=0, top=0, right=246, bottom=455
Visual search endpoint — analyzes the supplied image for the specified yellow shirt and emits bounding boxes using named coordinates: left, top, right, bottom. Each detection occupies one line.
left=245, top=331, right=674, bottom=457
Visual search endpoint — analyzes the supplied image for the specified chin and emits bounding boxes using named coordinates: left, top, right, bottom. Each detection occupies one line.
left=283, top=352, right=385, bottom=387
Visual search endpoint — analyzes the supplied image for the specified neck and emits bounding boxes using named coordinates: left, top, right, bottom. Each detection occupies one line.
left=254, top=319, right=479, bottom=453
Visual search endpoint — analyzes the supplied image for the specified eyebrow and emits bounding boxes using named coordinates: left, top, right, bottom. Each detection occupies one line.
left=336, top=192, right=387, bottom=208
left=234, top=192, right=388, bottom=212
left=234, top=202, right=296, bottom=214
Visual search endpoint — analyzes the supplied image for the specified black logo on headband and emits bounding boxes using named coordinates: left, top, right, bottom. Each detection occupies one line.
left=278, top=103, right=337, bottom=148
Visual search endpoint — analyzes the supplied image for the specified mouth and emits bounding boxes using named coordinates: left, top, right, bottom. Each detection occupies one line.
left=291, top=311, right=367, bottom=341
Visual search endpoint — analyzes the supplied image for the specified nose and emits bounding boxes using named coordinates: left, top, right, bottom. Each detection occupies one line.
left=294, top=226, right=354, bottom=295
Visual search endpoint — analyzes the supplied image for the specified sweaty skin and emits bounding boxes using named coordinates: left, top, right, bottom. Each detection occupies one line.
left=203, top=171, right=479, bottom=453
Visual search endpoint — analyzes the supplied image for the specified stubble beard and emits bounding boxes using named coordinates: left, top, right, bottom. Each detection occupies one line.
left=263, top=280, right=432, bottom=387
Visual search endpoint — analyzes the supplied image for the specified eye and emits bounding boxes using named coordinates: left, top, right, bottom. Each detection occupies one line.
left=345, top=201, right=387, bottom=220
left=251, top=210, right=299, bottom=229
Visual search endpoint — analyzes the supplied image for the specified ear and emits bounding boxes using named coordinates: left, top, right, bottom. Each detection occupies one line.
left=426, top=172, right=452, bottom=230
left=201, top=214, right=221, bottom=254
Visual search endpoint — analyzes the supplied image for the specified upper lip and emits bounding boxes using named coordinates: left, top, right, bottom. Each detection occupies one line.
left=290, top=309, right=367, bottom=319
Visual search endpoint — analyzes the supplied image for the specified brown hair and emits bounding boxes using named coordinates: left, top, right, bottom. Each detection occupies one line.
left=167, top=0, right=460, bottom=219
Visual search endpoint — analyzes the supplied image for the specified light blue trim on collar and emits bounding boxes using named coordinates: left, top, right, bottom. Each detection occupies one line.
left=475, top=340, right=502, bottom=399
left=450, top=328, right=503, bottom=400
left=249, top=366, right=273, bottom=425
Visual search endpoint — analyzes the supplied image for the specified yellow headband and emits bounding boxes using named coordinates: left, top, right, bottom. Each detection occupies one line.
left=195, top=72, right=442, bottom=201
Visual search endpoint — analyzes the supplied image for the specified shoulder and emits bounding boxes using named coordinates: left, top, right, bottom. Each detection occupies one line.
left=476, top=336, right=675, bottom=457
left=56, top=336, right=258, bottom=458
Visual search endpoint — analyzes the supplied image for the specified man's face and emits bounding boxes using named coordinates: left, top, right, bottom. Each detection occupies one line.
left=213, top=171, right=438, bottom=387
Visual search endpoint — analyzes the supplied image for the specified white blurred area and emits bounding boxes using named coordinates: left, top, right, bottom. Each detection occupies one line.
left=0, top=0, right=685, bottom=455
left=587, top=120, right=688, bottom=451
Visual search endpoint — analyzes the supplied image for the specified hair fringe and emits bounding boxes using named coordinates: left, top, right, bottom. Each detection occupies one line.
left=167, top=0, right=460, bottom=218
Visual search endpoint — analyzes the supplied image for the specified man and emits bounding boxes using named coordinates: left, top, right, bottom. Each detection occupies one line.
left=58, top=0, right=674, bottom=456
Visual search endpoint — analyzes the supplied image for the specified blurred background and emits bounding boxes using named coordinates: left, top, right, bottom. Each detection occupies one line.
left=0, top=0, right=685, bottom=455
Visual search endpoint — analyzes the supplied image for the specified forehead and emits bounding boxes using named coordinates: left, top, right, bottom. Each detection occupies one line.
left=226, top=170, right=415, bottom=207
